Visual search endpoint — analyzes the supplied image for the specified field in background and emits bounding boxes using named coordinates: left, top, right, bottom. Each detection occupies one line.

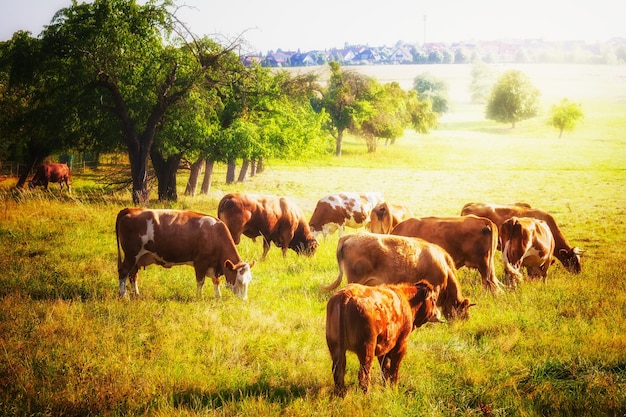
left=1, top=64, right=625, bottom=416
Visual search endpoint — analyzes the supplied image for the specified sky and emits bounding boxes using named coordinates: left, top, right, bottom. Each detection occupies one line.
left=1, top=0, right=624, bottom=53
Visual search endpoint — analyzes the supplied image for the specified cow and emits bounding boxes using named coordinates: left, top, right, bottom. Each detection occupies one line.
left=369, top=202, right=413, bottom=234
left=391, top=215, right=503, bottom=293
left=308, top=192, right=385, bottom=239
left=325, top=281, right=441, bottom=397
left=500, top=216, right=555, bottom=287
left=115, top=208, right=254, bottom=300
left=217, top=193, right=318, bottom=261
left=461, top=202, right=583, bottom=273
left=322, top=232, right=473, bottom=321
left=29, top=163, right=71, bottom=191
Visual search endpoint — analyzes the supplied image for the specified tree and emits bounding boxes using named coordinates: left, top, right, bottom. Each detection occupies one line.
left=41, top=0, right=238, bottom=205
left=320, top=62, right=373, bottom=156
left=547, top=98, right=584, bottom=138
left=0, top=31, right=81, bottom=188
left=412, top=73, right=449, bottom=114
left=485, top=70, right=540, bottom=128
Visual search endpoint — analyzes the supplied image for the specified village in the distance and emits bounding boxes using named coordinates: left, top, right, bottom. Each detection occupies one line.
left=243, top=38, right=626, bottom=67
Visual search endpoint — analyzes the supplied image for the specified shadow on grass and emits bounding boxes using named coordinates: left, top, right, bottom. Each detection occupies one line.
left=172, top=380, right=322, bottom=410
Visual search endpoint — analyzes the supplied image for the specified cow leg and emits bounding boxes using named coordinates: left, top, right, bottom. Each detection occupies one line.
left=478, top=264, right=504, bottom=294
left=377, top=354, right=392, bottom=384
left=381, top=346, right=406, bottom=385
left=118, top=263, right=139, bottom=297
left=211, top=277, right=222, bottom=298
left=260, top=239, right=271, bottom=261
left=330, top=349, right=347, bottom=397
left=357, top=345, right=375, bottom=393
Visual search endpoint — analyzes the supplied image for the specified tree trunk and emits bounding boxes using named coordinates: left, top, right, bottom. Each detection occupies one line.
left=150, top=149, right=181, bottom=202
left=200, top=160, right=214, bottom=194
left=237, top=159, right=250, bottom=182
left=226, top=159, right=236, bottom=184
left=129, top=144, right=151, bottom=206
left=250, top=160, right=257, bottom=177
left=559, top=128, right=564, bottom=139
left=184, top=158, right=204, bottom=196
left=335, top=128, right=345, bottom=156
left=257, top=158, right=264, bottom=173
left=16, top=154, right=42, bottom=189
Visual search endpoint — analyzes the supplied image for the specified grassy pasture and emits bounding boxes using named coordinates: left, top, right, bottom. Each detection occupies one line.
left=1, top=64, right=625, bottom=416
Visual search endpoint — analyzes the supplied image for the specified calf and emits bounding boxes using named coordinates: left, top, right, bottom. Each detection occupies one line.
left=29, top=163, right=71, bottom=191
left=326, top=281, right=440, bottom=396
left=500, top=216, right=555, bottom=287
left=322, top=232, right=473, bottom=320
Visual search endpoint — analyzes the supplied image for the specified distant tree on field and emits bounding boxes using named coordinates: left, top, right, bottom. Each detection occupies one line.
left=547, top=98, right=584, bottom=138
left=412, top=73, right=449, bottom=114
left=485, top=70, right=540, bottom=128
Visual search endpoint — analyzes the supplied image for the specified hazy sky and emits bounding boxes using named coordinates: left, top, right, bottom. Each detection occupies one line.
left=1, top=0, right=623, bottom=52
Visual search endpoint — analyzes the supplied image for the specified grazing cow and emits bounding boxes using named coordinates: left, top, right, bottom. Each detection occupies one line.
left=116, top=208, right=254, bottom=299
left=29, top=163, right=71, bottom=191
left=500, top=216, right=555, bottom=287
left=369, top=202, right=413, bottom=234
left=326, top=281, right=441, bottom=396
left=391, top=215, right=503, bottom=293
left=308, top=192, right=385, bottom=238
left=322, top=232, right=473, bottom=321
left=461, top=202, right=582, bottom=273
left=217, top=193, right=318, bottom=260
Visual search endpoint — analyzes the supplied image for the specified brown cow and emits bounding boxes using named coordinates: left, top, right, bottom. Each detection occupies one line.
left=322, top=232, right=473, bottom=321
left=29, top=163, right=71, bottom=191
left=500, top=216, right=555, bottom=287
left=369, top=202, right=413, bottom=234
left=217, top=193, right=318, bottom=260
left=391, top=215, right=503, bottom=293
left=461, top=202, right=582, bottom=273
left=326, top=281, right=441, bottom=396
left=116, top=208, right=254, bottom=299
left=308, top=192, right=385, bottom=238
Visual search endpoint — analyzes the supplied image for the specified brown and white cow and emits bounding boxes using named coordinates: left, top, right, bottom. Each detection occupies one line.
left=116, top=208, right=254, bottom=299
left=308, top=192, right=385, bottom=239
left=369, top=202, right=413, bottom=234
left=29, top=163, right=71, bottom=191
left=322, top=232, right=473, bottom=321
left=461, top=202, right=582, bottom=273
left=217, top=193, right=318, bottom=260
left=391, top=215, right=503, bottom=293
left=500, top=216, right=555, bottom=287
left=326, top=281, right=441, bottom=396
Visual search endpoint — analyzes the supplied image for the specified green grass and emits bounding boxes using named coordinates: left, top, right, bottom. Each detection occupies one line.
left=1, top=64, right=626, bottom=416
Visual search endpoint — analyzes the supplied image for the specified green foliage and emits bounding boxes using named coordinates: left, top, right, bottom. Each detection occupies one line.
left=548, top=98, right=584, bottom=138
left=412, top=72, right=450, bottom=114
left=485, top=69, right=541, bottom=127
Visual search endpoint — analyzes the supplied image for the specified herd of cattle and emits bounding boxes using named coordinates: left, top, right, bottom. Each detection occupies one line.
left=28, top=164, right=584, bottom=395
left=112, top=190, right=583, bottom=396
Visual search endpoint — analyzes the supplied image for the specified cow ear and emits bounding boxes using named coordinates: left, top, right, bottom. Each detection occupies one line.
left=224, top=259, right=235, bottom=270
left=248, top=260, right=256, bottom=269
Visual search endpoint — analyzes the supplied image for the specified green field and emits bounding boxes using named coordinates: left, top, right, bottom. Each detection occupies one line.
left=1, top=64, right=625, bottom=416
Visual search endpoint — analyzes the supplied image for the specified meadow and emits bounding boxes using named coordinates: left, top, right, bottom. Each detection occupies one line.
left=1, top=64, right=625, bottom=416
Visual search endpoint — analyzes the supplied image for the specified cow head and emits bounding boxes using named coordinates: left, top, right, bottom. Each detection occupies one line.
left=224, top=260, right=255, bottom=300
left=410, top=281, right=444, bottom=328
left=290, top=237, right=319, bottom=257
left=559, top=247, right=583, bottom=274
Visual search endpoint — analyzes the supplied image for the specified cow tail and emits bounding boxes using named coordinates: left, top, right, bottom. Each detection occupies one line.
left=322, top=237, right=346, bottom=291
left=115, top=209, right=126, bottom=276
left=485, top=222, right=503, bottom=292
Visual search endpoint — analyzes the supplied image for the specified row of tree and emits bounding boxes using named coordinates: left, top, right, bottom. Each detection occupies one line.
left=0, top=0, right=441, bottom=205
